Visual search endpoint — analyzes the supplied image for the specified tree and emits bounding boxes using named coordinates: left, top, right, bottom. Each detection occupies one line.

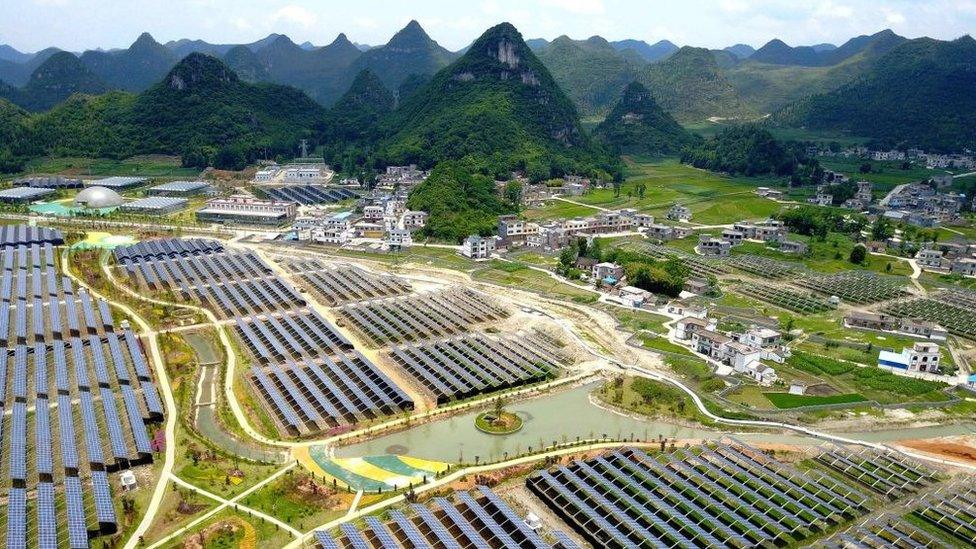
left=503, top=180, right=523, bottom=209
left=849, top=244, right=867, bottom=264
left=859, top=163, right=872, bottom=173
left=871, top=216, right=895, bottom=241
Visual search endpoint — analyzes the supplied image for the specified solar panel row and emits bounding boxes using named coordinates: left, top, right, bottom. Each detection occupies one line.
left=314, top=486, right=569, bottom=549
left=390, top=334, right=560, bottom=403
left=527, top=442, right=871, bottom=548
left=265, top=185, right=357, bottom=205
left=339, top=288, right=509, bottom=346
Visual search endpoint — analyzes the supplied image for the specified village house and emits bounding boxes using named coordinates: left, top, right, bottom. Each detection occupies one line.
left=878, top=342, right=941, bottom=373
left=667, top=204, right=692, bottom=222
left=675, top=316, right=715, bottom=340
left=779, top=240, right=809, bottom=254
left=666, top=300, right=708, bottom=319
left=401, top=210, right=428, bottom=229
left=592, top=262, right=624, bottom=284
left=721, top=229, right=745, bottom=246
left=646, top=224, right=693, bottom=242
left=697, top=235, right=731, bottom=257
left=460, top=235, right=496, bottom=259
left=951, top=258, right=976, bottom=277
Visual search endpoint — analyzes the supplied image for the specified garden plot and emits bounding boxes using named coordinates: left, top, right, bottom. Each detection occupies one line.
left=881, top=294, right=976, bottom=339
left=794, top=271, right=909, bottom=304
left=727, top=254, right=805, bottom=279
left=736, top=283, right=832, bottom=314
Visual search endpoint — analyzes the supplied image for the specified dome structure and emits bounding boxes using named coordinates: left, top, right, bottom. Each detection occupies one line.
left=74, top=186, right=123, bottom=209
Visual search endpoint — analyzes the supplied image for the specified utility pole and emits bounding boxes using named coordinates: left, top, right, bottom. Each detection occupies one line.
left=299, top=139, right=308, bottom=159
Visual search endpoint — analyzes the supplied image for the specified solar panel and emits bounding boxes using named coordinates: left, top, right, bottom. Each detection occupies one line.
left=100, top=386, right=131, bottom=460
left=390, top=510, right=430, bottom=548
left=411, top=504, right=462, bottom=549
left=36, top=482, right=58, bottom=549
left=64, top=476, right=90, bottom=548
left=35, top=396, right=54, bottom=475
left=58, top=393, right=80, bottom=469
left=79, top=390, right=105, bottom=464
left=9, top=401, right=27, bottom=480
left=339, top=523, right=371, bottom=549
left=6, top=487, right=26, bottom=549
left=121, top=384, right=152, bottom=454
left=314, top=531, right=341, bottom=549
left=364, top=517, right=401, bottom=549
left=92, top=470, right=118, bottom=524
left=435, top=497, right=490, bottom=549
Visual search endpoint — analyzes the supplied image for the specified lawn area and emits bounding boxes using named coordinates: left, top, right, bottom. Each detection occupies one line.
left=640, top=334, right=698, bottom=356
left=729, top=233, right=913, bottom=276
left=239, top=469, right=354, bottom=532
left=598, top=304, right=670, bottom=334
left=471, top=260, right=598, bottom=303
left=597, top=375, right=712, bottom=424
left=18, top=155, right=200, bottom=178
left=818, top=157, right=950, bottom=193
left=525, top=158, right=784, bottom=224
left=523, top=197, right=602, bottom=221
left=763, top=392, right=868, bottom=409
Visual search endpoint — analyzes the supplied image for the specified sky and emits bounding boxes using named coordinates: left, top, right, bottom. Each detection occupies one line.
left=3, top=0, right=976, bottom=53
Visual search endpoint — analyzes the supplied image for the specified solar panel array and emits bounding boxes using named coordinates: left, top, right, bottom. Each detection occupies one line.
left=0, top=225, right=64, bottom=248
left=115, top=239, right=305, bottom=319
left=390, top=334, right=561, bottom=403
left=815, top=446, right=939, bottom=499
left=0, top=235, right=165, bottom=548
left=280, top=258, right=411, bottom=306
left=265, top=185, right=357, bottom=205
left=338, top=288, right=509, bottom=346
left=314, top=485, right=578, bottom=549
left=826, top=514, right=950, bottom=548
left=910, top=481, right=976, bottom=545
left=115, top=239, right=417, bottom=437
left=528, top=441, right=870, bottom=548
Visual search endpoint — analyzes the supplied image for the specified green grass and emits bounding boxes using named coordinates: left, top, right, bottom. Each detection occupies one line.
left=599, top=305, right=671, bottom=334
left=471, top=261, right=598, bottom=303
left=640, top=334, right=698, bottom=356
left=525, top=158, right=784, bottom=224
left=818, top=157, right=951, bottom=193
left=729, top=233, right=913, bottom=276
left=763, top=392, right=868, bottom=409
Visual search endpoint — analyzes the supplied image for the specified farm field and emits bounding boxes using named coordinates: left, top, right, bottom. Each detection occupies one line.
left=15, top=155, right=201, bottom=179
left=818, top=157, right=951, bottom=193
left=524, top=159, right=784, bottom=224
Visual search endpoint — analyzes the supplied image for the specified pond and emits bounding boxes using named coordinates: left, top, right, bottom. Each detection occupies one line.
left=335, top=380, right=976, bottom=463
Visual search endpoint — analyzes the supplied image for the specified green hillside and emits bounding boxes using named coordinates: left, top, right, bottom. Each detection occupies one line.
left=349, top=21, right=457, bottom=94
left=1, top=51, right=109, bottom=112
left=535, top=35, right=639, bottom=117
left=638, top=47, right=756, bottom=123
left=79, top=33, right=177, bottom=92
left=378, top=22, right=616, bottom=180
left=776, top=36, right=976, bottom=151
left=594, top=81, right=697, bottom=155
left=19, top=53, right=326, bottom=170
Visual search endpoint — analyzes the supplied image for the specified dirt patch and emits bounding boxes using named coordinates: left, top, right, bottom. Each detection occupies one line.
left=899, top=437, right=976, bottom=465
left=805, top=383, right=839, bottom=396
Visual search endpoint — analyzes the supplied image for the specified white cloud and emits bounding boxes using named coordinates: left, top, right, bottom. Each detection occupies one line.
left=538, top=0, right=604, bottom=15
left=232, top=17, right=252, bottom=31
left=882, top=8, right=906, bottom=25
left=32, top=0, right=68, bottom=5
left=271, top=4, right=317, bottom=28
left=719, top=0, right=751, bottom=14
left=352, top=16, right=377, bottom=29
left=814, top=1, right=854, bottom=19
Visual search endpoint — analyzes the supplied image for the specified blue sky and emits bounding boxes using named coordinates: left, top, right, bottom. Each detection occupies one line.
left=4, top=0, right=976, bottom=52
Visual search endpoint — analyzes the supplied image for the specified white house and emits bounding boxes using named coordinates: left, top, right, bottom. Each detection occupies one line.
left=460, top=235, right=496, bottom=259
left=878, top=342, right=941, bottom=373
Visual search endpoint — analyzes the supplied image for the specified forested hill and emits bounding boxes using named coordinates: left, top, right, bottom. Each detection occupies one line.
left=594, top=81, right=697, bottom=155
left=3, top=53, right=326, bottom=171
left=377, top=22, right=617, bottom=180
left=774, top=35, right=976, bottom=151
left=637, top=47, right=756, bottom=123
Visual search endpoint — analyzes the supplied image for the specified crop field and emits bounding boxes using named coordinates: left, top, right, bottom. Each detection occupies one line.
left=525, top=159, right=783, bottom=224
left=624, top=241, right=731, bottom=278
left=818, top=157, right=951, bottom=193
left=763, top=392, right=868, bottom=409
left=881, top=291, right=976, bottom=339
left=726, top=254, right=805, bottom=279
left=794, top=271, right=909, bottom=304
left=736, top=283, right=832, bottom=314
left=815, top=446, right=940, bottom=499
left=910, top=482, right=976, bottom=544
